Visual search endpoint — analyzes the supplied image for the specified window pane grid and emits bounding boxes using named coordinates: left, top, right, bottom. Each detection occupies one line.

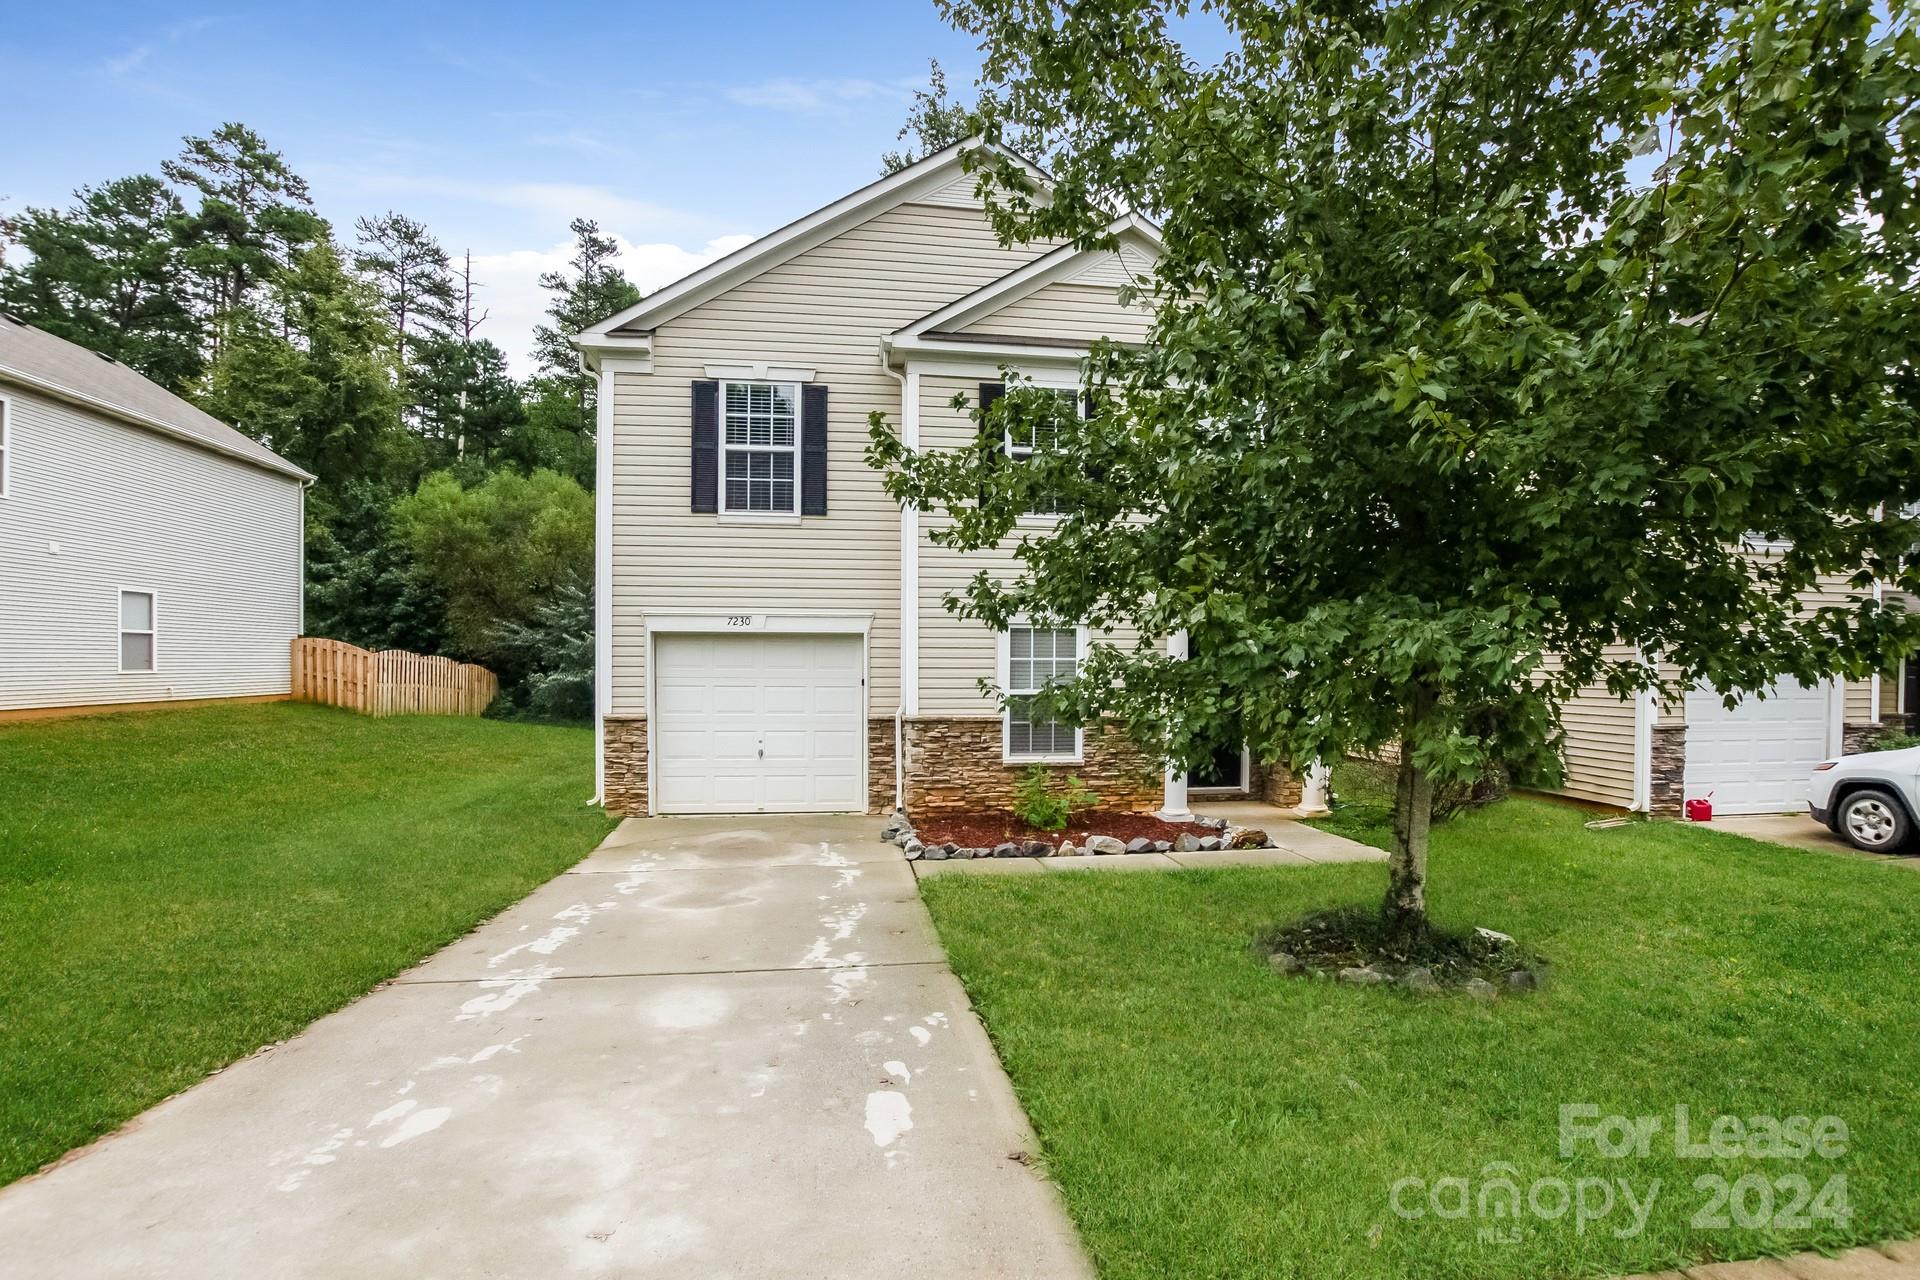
left=1006, top=626, right=1077, bottom=758
left=720, top=381, right=799, bottom=513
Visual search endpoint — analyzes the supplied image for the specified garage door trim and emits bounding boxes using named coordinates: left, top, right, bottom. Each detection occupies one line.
left=644, top=612, right=871, bottom=816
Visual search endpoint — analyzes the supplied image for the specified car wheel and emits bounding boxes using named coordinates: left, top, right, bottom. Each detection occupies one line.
left=1836, top=788, right=1911, bottom=853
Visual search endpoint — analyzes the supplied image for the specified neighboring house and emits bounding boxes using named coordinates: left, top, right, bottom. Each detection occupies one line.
left=575, top=140, right=1894, bottom=821
left=1551, top=583, right=1896, bottom=818
left=577, top=140, right=1262, bottom=818
left=0, top=317, right=311, bottom=716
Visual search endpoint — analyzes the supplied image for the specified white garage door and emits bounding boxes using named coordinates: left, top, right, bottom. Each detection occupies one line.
left=653, top=632, right=865, bottom=814
left=1682, top=678, right=1833, bottom=815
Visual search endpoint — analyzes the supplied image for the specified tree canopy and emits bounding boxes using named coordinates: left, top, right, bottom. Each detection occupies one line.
left=875, top=0, right=1920, bottom=930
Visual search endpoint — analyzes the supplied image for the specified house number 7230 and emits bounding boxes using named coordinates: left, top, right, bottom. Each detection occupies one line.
left=726, top=615, right=755, bottom=628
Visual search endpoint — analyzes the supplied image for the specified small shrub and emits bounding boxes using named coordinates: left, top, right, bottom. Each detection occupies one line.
left=1011, top=766, right=1099, bottom=830
left=1871, top=731, right=1920, bottom=753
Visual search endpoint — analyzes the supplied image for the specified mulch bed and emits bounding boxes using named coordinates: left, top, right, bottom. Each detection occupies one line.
left=1261, top=906, right=1549, bottom=994
left=915, top=808, right=1217, bottom=849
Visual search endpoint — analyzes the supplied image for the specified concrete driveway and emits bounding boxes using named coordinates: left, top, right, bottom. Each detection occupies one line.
left=1711, top=812, right=1920, bottom=870
left=0, top=815, right=1092, bottom=1279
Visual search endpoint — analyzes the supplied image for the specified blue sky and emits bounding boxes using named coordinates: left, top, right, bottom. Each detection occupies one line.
left=0, top=2, right=992, bottom=373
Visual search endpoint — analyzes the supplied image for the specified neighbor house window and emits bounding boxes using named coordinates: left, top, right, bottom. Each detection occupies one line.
left=1004, top=388, right=1081, bottom=517
left=1004, top=623, right=1081, bottom=760
left=0, top=395, right=9, bottom=496
left=119, top=590, right=156, bottom=672
left=721, top=381, right=799, bottom=514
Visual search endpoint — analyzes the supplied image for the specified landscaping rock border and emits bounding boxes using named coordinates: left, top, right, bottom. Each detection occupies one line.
left=880, top=810, right=1270, bottom=860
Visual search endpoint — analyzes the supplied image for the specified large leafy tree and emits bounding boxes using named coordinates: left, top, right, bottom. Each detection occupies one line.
left=392, top=467, right=593, bottom=677
left=874, top=0, right=1920, bottom=934
left=0, top=175, right=202, bottom=390
left=882, top=58, right=1047, bottom=174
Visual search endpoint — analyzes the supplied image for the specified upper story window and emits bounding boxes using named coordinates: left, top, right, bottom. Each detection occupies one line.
left=119, top=590, right=156, bottom=673
left=1003, top=387, right=1081, bottom=517
left=0, top=395, right=10, bottom=496
left=722, top=381, right=799, bottom=514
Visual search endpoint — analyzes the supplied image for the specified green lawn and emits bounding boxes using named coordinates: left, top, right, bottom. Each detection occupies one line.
left=919, top=770, right=1920, bottom=1279
left=0, top=702, right=613, bottom=1186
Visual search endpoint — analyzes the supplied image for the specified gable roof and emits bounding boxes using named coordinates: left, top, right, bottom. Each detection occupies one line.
left=889, top=213, right=1162, bottom=344
left=574, top=136, right=1051, bottom=349
left=0, top=317, right=313, bottom=482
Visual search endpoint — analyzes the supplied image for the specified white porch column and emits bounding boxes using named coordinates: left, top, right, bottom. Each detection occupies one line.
left=1295, top=758, right=1332, bottom=817
left=1157, top=630, right=1193, bottom=821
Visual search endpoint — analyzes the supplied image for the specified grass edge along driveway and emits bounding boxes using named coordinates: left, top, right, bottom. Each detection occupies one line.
left=0, top=702, right=614, bottom=1187
left=919, top=778, right=1920, bottom=1280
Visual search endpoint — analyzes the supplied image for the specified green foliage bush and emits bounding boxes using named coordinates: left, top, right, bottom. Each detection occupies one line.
left=1012, top=766, right=1099, bottom=831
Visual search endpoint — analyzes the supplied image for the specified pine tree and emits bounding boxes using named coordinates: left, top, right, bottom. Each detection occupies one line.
left=527, top=218, right=640, bottom=480
left=164, top=123, right=326, bottom=343
left=201, top=240, right=412, bottom=495
left=352, top=212, right=457, bottom=369
left=0, top=175, right=203, bottom=390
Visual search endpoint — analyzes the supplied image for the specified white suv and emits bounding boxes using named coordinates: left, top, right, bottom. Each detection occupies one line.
left=1808, top=746, right=1920, bottom=853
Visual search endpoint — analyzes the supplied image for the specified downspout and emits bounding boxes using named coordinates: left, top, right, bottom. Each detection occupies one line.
left=880, top=342, right=912, bottom=814
left=586, top=347, right=613, bottom=806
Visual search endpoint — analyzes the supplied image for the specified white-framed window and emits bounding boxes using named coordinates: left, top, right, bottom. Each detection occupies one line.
left=119, top=589, right=156, bottom=673
left=1005, top=388, right=1081, bottom=517
left=0, top=393, right=10, bottom=497
left=721, top=380, right=800, bottom=514
left=1002, top=622, right=1084, bottom=761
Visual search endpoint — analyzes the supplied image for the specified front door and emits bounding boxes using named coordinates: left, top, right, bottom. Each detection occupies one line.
left=1188, top=738, right=1246, bottom=790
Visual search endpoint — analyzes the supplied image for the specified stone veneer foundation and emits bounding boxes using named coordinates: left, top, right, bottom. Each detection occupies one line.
left=904, top=717, right=1163, bottom=816
left=601, top=712, right=1277, bottom=820
left=867, top=717, right=897, bottom=815
left=602, top=715, right=648, bottom=817
left=600, top=714, right=898, bottom=818
left=1649, top=721, right=1686, bottom=818
left=1843, top=719, right=1902, bottom=755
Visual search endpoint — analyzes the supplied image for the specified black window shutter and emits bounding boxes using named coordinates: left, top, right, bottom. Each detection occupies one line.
left=691, top=380, right=719, bottom=513
left=978, top=381, right=1005, bottom=506
left=801, top=384, right=829, bottom=516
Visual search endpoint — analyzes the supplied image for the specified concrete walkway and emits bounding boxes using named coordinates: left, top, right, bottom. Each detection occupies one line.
left=915, top=805, right=1385, bottom=878
left=0, top=816, right=1092, bottom=1279
left=1618, top=1238, right=1920, bottom=1278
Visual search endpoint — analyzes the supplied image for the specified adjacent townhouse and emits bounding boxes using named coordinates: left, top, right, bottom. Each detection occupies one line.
left=575, top=141, right=1893, bottom=821
left=0, top=317, right=310, bottom=716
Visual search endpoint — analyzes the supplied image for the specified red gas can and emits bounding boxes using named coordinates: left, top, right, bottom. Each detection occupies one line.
left=1685, top=795, right=1714, bottom=822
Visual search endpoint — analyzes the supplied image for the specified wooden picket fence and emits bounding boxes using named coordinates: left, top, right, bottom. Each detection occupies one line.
left=291, top=637, right=498, bottom=718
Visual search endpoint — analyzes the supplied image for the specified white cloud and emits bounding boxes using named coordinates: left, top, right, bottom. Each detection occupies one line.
left=356, top=174, right=706, bottom=239
left=724, top=77, right=917, bottom=115
left=469, top=233, right=754, bottom=376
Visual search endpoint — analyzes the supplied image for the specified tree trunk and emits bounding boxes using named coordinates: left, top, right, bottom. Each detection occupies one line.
left=1385, top=747, right=1433, bottom=938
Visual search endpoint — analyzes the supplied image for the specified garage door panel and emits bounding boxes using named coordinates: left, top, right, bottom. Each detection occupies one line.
left=1683, top=679, right=1831, bottom=815
left=652, top=632, right=866, bottom=814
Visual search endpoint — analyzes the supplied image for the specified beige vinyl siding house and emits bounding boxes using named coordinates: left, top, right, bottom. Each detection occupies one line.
left=577, top=139, right=1896, bottom=822
left=580, top=141, right=1181, bottom=817
left=0, top=319, right=310, bottom=715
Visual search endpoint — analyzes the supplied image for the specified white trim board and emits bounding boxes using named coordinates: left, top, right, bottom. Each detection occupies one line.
left=642, top=611, right=874, bottom=636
